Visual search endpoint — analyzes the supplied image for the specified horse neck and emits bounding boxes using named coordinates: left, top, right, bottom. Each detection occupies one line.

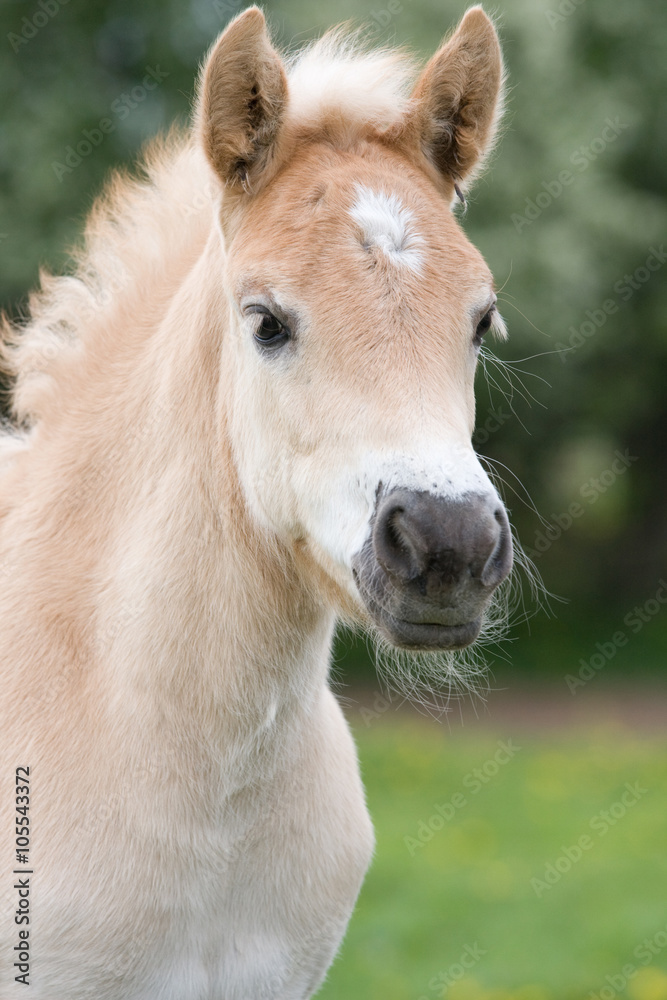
left=27, top=225, right=333, bottom=761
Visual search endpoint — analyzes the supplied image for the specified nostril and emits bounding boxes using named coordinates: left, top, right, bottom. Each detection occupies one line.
left=481, top=510, right=513, bottom=588
left=373, top=500, right=426, bottom=580
left=371, top=489, right=513, bottom=594
left=385, top=508, right=405, bottom=552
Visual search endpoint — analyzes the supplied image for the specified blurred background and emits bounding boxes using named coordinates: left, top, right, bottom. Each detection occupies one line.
left=1, top=0, right=665, bottom=996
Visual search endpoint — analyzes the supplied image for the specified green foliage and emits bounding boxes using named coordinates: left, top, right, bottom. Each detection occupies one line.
left=318, top=712, right=667, bottom=999
left=0, top=0, right=665, bottom=622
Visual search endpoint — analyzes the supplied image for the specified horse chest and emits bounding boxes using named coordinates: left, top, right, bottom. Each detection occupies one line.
left=114, top=820, right=342, bottom=1000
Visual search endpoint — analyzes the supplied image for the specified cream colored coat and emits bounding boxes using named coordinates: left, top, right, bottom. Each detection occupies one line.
left=0, top=7, right=505, bottom=997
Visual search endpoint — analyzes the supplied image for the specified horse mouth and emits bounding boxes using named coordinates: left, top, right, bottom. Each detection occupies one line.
left=360, top=590, right=482, bottom=651
left=380, top=612, right=481, bottom=651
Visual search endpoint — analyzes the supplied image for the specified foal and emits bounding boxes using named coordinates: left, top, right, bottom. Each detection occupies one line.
left=0, top=6, right=509, bottom=998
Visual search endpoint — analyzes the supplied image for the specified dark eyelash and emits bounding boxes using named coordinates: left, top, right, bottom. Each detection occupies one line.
left=247, top=306, right=291, bottom=351
left=474, top=306, right=495, bottom=345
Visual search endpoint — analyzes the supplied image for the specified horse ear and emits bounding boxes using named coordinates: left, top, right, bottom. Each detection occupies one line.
left=408, top=6, right=504, bottom=191
left=197, top=7, right=287, bottom=193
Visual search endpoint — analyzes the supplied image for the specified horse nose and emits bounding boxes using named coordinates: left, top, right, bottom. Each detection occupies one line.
left=372, top=489, right=512, bottom=595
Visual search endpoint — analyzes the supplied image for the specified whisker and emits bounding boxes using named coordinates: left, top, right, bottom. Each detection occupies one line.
left=494, top=260, right=513, bottom=296
left=480, top=349, right=540, bottom=413
left=477, top=360, right=532, bottom=436
left=480, top=348, right=548, bottom=410
left=497, top=349, right=564, bottom=366
left=496, top=296, right=551, bottom=338
left=478, top=454, right=550, bottom=525
left=491, top=357, right=553, bottom=387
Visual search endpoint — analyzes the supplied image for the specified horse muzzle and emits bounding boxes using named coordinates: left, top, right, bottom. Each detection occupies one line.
left=352, top=488, right=513, bottom=651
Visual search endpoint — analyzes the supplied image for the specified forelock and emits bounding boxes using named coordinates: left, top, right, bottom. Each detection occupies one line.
left=285, top=29, right=417, bottom=139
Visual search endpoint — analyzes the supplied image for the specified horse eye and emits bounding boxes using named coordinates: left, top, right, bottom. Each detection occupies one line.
left=474, top=308, right=494, bottom=347
left=250, top=309, right=289, bottom=350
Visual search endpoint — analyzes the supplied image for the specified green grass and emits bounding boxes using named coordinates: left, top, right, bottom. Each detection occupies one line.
left=317, top=712, right=667, bottom=1000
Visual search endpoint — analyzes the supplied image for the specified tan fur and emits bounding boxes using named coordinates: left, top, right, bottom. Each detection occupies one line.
left=0, top=8, right=505, bottom=998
